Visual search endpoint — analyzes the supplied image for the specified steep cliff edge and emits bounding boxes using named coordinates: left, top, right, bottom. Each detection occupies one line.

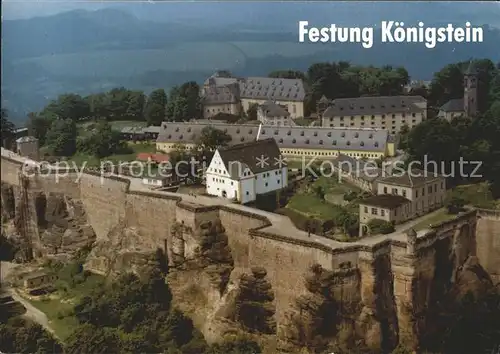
left=1, top=182, right=96, bottom=261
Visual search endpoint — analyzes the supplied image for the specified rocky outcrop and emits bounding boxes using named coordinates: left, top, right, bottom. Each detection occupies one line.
left=85, top=222, right=159, bottom=276
left=1, top=183, right=95, bottom=261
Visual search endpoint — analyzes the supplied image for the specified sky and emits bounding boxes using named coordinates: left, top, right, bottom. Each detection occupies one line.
left=2, top=0, right=500, bottom=30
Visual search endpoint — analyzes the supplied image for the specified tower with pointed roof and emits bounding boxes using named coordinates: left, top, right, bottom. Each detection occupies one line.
left=463, top=61, right=478, bottom=117
left=317, top=95, right=330, bottom=118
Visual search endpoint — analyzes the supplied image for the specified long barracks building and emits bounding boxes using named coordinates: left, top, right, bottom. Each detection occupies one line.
left=155, top=122, right=395, bottom=160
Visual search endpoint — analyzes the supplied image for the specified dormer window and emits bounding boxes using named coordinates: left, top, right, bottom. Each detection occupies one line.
left=327, top=132, right=332, bottom=137
left=292, top=138, right=296, bottom=143
left=300, top=131, right=305, bottom=136
left=360, top=141, right=365, bottom=146
left=346, top=141, right=351, bottom=146
left=319, top=139, right=323, bottom=145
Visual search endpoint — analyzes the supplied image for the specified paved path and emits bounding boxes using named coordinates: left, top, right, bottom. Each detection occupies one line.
left=8, top=289, right=56, bottom=336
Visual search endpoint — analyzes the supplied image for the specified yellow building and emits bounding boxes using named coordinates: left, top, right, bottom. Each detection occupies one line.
left=156, top=122, right=394, bottom=160
left=321, top=96, right=427, bottom=135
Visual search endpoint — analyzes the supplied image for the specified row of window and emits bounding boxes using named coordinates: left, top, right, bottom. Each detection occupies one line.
left=331, top=113, right=418, bottom=121
left=281, top=150, right=382, bottom=159
left=382, top=182, right=444, bottom=198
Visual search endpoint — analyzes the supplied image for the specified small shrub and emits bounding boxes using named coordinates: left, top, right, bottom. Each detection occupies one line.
left=367, top=219, right=395, bottom=235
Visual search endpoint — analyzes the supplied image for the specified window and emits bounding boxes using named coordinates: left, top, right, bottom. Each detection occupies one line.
left=403, top=190, right=407, bottom=197
left=416, top=190, right=419, bottom=198
left=392, top=188, right=398, bottom=195
left=384, top=187, right=387, bottom=194
left=265, top=182, right=268, bottom=187
left=428, top=186, right=432, bottom=193
left=381, top=210, right=385, bottom=217
left=422, top=188, right=425, bottom=196
left=364, top=206, right=368, bottom=213
left=434, top=184, right=437, bottom=192
left=246, top=191, right=249, bottom=195
left=371, top=208, right=378, bottom=215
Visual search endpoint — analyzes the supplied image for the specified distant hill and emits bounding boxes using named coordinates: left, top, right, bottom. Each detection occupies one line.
left=2, top=4, right=500, bottom=122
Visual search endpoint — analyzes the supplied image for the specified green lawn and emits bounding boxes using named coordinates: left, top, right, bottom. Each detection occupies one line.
left=286, top=194, right=348, bottom=220
left=68, top=142, right=156, bottom=168
left=411, top=208, right=458, bottom=231
left=285, top=176, right=362, bottom=220
left=313, top=175, right=362, bottom=195
left=26, top=273, right=105, bottom=341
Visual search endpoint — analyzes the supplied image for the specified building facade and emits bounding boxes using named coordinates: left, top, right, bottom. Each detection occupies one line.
left=205, top=138, right=287, bottom=204
left=376, top=170, right=446, bottom=218
left=202, top=72, right=306, bottom=119
left=321, top=96, right=427, bottom=135
left=358, top=170, right=446, bottom=236
left=438, top=61, right=479, bottom=120
left=359, top=194, right=412, bottom=230
left=15, top=136, right=39, bottom=161
left=156, top=122, right=395, bottom=160
left=257, top=101, right=293, bottom=126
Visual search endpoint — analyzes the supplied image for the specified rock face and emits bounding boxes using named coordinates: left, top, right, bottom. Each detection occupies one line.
left=85, top=223, right=160, bottom=276
left=1, top=182, right=96, bottom=261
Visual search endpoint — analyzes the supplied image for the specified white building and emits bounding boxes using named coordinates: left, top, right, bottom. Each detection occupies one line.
left=205, top=138, right=288, bottom=204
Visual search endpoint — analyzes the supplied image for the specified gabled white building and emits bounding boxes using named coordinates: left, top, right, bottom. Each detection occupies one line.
left=205, top=138, right=288, bottom=204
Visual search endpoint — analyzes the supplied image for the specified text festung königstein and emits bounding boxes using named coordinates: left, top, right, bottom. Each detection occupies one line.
left=298, top=21, right=484, bottom=49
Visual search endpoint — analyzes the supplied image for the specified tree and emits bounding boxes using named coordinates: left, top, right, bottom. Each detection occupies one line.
left=45, top=118, right=77, bottom=156
left=1, top=109, right=15, bottom=149
left=166, top=82, right=202, bottom=122
left=145, top=89, right=167, bottom=126
left=26, top=112, right=52, bottom=146
left=42, top=94, right=90, bottom=121
left=398, top=123, right=411, bottom=150
left=313, top=185, right=325, bottom=201
left=196, top=126, right=232, bottom=153
left=367, top=219, right=395, bottom=235
left=234, top=267, right=276, bottom=334
left=246, top=103, right=258, bottom=121
left=446, top=194, right=466, bottom=214
left=77, top=119, right=125, bottom=158
left=268, top=70, right=306, bottom=80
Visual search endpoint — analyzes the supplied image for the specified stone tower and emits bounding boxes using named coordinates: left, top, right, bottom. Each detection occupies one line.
left=16, top=136, right=39, bottom=161
left=463, top=61, right=478, bottom=117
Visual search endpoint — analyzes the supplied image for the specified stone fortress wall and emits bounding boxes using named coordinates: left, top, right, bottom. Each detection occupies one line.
left=1, top=150, right=499, bottom=350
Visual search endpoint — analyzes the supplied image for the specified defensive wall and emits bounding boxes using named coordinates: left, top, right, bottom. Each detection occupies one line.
left=1, top=149, right=499, bottom=350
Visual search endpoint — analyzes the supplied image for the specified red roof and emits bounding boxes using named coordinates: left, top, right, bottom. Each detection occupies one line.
left=136, top=153, right=169, bottom=163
